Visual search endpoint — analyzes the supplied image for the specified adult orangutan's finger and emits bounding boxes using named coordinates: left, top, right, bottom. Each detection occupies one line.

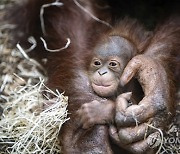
left=120, top=56, right=142, bottom=86
left=115, top=96, right=160, bottom=127
left=109, top=125, right=121, bottom=145
left=126, top=132, right=160, bottom=154
left=118, top=123, right=151, bottom=144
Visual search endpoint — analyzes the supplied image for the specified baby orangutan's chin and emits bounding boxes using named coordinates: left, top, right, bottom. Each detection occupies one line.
left=92, top=83, right=116, bottom=98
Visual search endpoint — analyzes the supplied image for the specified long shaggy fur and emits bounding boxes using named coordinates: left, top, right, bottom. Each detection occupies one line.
left=2, top=0, right=180, bottom=153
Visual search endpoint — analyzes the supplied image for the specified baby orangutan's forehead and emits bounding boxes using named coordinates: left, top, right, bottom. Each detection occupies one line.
left=95, top=36, right=135, bottom=59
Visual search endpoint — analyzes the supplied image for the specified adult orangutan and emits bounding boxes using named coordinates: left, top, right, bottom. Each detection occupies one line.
left=2, top=0, right=180, bottom=153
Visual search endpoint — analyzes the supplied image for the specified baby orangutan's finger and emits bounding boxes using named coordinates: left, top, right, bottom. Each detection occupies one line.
left=116, top=92, right=132, bottom=111
left=82, top=119, right=96, bottom=129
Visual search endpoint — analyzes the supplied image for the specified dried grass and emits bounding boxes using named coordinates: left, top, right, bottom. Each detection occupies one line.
left=0, top=14, right=69, bottom=154
left=0, top=78, right=69, bottom=154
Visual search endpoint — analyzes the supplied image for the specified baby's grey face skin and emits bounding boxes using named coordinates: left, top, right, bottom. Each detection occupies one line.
left=94, top=36, right=136, bottom=71
left=89, top=36, right=136, bottom=97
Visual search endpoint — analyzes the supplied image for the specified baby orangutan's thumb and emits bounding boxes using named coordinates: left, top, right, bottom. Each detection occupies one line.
left=116, top=92, right=132, bottom=111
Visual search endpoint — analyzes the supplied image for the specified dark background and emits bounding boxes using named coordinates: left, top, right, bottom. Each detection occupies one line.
left=107, top=0, right=180, bottom=29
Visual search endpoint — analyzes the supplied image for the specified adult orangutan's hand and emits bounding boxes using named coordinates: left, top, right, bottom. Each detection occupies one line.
left=109, top=55, right=173, bottom=153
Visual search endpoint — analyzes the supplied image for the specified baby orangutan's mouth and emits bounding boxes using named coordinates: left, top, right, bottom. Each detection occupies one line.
left=91, top=82, right=115, bottom=97
left=92, top=82, right=111, bottom=87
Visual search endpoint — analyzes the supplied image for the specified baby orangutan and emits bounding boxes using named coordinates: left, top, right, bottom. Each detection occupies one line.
left=78, top=35, right=137, bottom=129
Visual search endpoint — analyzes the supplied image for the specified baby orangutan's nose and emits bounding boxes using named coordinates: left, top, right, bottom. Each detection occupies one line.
left=98, top=71, right=107, bottom=76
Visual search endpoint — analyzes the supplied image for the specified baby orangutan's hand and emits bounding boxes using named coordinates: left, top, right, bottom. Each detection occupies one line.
left=77, top=100, right=115, bottom=129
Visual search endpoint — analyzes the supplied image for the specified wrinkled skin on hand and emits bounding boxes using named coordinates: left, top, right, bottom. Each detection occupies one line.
left=117, top=54, right=171, bottom=126
left=110, top=54, right=172, bottom=153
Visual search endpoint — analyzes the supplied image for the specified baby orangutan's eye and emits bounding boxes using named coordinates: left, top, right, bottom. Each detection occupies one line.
left=109, top=61, right=117, bottom=67
left=109, top=61, right=120, bottom=67
left=94, top=60, right=102, bottom=66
